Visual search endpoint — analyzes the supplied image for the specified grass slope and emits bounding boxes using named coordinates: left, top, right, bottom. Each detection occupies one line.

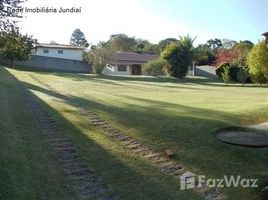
left=0, top=67, right=77, bottom=200
left=2, top=65, right=268, bottom=199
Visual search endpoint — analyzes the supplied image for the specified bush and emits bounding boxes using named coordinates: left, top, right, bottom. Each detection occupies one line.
left=237, top=67, right=249, bottom=85
left=142, top=59, right=167, bottom=76
left=216, top=62, right=229, bottom=78
left=229, top=64, right=240, bottom=81
left=247, top=41, right=268, bottom=84
left=221, top=66, right=231, bottom=85
left=161, top=43, right=190, bottom=78
left=161, top=35, right=195, bottom=78
left=250, top=73, right=267, bottom=84
left=216, top=62, right=241, bottom=81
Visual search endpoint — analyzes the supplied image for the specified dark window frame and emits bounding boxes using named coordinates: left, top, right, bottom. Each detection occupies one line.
left=118, top=65, right=127, bottom=71
left=58, top=50, right=63, bottom=54
left=43, top=49, right=49, bottom=54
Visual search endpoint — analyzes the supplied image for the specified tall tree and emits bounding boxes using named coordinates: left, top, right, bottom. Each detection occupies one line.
left=161, top=35, right=195, bottom=78
left=0, top=29, right=33, bottom=67
left=107, top=34, right=137, bottom=52
left=206, top=38, right=222, bottom=49
left=195, top=44, right=216, bottom=65
left=0, top=0, right=24, bottom=31
left=158, top=38, right=178, bottom=51
left=88, top=47, right=115, bottom=74
left=232, top=40, right=254, bottom=66
left=247, top=40, right=268, bottom=83
left=70, top=28, right=89, bottom=47
left=221, top=39, right=237, bottom=49
left=143, top=43, right=160, bottom=55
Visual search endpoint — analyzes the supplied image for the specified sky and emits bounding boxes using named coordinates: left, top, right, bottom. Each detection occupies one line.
left=18, top=0, right=268, bottom=46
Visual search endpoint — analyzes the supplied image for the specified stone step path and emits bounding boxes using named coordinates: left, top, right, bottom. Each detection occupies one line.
left=20, top=91, right=117, bottom=200
left=80, top=109, right=227, bottom=200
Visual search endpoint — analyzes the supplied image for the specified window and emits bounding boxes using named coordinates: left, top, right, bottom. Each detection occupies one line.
left=58, top=50, right=63, bottom=54
left=43, top=49, right=49, bottom=54
left=118, top=65, right=127, bottom=71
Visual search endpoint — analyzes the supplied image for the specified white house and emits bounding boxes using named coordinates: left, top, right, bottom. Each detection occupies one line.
left=33, top=43, right=84, bottom=61
left=102, top=52, right=158, bottom=75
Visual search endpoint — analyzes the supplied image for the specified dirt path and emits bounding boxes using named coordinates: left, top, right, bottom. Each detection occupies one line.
left=20, top=89, right=116, bottom=200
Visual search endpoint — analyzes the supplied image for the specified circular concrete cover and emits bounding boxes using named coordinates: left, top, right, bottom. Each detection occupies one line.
left=215, top=127, right=268, bottom=147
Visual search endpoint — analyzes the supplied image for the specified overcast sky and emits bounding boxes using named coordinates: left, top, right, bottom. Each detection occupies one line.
left=19, top=0, right=268, bottom=46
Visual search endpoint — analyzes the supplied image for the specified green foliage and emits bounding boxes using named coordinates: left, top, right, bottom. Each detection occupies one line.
left=142, top=44, right=160, bottom=55
left=216, top=63, right=229, bottom=78
left=88, top=47, right=115, bottom=74
left=237, top=67, right=249, bottom=85
left=161, top=35, right=195, bottom=78
left=107, top=34, right=137, bottom=52
left=142, top=59, right=168, bottom=76
left=229, top=64, right=241, bottom=81
left=250, top=73, right=267, bottom=84
left=70, top=28, right=88, bottom=47
left=195, top=44, right=216, bottom=65
left=216, top=63, right=242, bottom=82
left=247, top=41, right=268, bottom=83
left=158, top=38, right=178, bottom=51
left=232, top=40, right=254, bottom=67
left=221, top=66, right=230, bottom=85
left=0, top=30, right=33, bottom=67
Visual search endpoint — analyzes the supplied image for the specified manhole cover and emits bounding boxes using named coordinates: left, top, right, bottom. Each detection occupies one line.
left=215, top=127, right=268, bottom=147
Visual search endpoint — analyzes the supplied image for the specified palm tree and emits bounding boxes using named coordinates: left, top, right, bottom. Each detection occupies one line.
left=179, top=34, right=196, bottom=59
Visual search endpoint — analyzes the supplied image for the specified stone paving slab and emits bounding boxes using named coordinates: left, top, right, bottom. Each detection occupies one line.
left=81, top=107, right=227, bottom=200
left=19, top=85, right=116, bottom=200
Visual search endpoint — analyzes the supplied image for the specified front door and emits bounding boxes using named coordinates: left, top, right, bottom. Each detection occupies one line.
left=132, top=65, right=141, bottom=75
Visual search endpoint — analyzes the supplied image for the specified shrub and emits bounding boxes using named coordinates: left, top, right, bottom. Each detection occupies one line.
left=250, top=73, right=267, bottom=84
left=221, top=66, right=230, bottom=85
left=216, top=62, right=241, bottom=81
left=216, top=62, right=229, bottom=78
left=142, top=59, right=167, bottom=76
left=247, top=41, right=268, bottom=84
left=237, top=67, right=249, bottom=85
left=161, top=35, right=195, bottom=78
left=229, top=64, right=240, bottom=81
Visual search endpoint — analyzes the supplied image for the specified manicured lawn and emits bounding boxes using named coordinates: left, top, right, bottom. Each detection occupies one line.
left=1, top=65, right=268, bottom=199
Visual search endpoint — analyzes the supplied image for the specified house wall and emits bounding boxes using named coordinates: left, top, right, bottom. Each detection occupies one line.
left=36, top=47, right=83, bottom=61
left=102, top=64, right=131, bottom=75
left=0, top=55, right=91, bottom=73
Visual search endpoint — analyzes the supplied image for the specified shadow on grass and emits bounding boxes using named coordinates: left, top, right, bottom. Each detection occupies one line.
left=20, top=79, right=268, bottom=179
left=2, top=66, right=203, bottom=200
left=6, top=66, right=267, bottom=199
left=53, top=72, right=268, bottom=88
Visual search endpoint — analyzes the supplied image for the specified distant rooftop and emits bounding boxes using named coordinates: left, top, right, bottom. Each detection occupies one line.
left=109, top=51, right=158, bottom=65
left=34, top=43, right=84, bottom=50
left=116, top=51, right=158, bottom=61
left=262, top=31, right=268, bottom=36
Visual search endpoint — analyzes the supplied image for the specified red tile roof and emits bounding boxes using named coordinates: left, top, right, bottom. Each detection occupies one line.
left=116, top=51, right=158, bottom=61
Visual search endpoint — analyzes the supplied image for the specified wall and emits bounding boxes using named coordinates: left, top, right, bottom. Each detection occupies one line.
left=194, top=65, right=217, bottom=77
left=0, top=55, right=91, bottom=73
left=36, top=47, right=83, bottom=61
left=102, top=64, right=131, bottom=75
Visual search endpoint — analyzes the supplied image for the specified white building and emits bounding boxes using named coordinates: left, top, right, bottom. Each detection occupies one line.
left=33, top=43, right=84, bottom=61
left=102, top=52, right=158, bottom=75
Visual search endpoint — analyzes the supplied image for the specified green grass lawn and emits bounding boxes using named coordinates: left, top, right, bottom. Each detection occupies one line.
left=1, top=65, right=268, bottom=200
